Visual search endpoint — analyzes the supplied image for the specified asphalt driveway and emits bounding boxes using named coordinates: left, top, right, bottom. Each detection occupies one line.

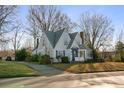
left=0, top=62, right=124, bottom=88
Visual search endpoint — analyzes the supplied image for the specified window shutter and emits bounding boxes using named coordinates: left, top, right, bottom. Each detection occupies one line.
left=56, top=50, right=58, bottom=58
left=63, top=50, right=65, bottom=56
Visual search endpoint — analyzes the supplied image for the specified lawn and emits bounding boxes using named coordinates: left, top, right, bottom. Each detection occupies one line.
left=50, top=62, right=124, bottom=73
left=0, top=61, right=39, bottom=78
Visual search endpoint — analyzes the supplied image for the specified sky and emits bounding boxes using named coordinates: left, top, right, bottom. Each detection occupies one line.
left=19, top=5, right=124, bottom=33
left=19, top=5, right=124, bottom=29
left=18, top=5, right=124, bottom=49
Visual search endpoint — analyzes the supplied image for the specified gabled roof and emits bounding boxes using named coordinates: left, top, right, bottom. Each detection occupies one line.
left=44, top=30, right=80, bottom=49
left=44, top=30, right=64, bottom=48
left=67, top=32, right=78, bottom=49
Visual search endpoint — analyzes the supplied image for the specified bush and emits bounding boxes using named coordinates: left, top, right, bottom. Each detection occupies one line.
left=39, top=55, right=51, bottom=64
left=6, top=56, right=12, bottom=61
left=0, top=57, right=2, bottom=60
left=31, top=54, right=40, bottom=62
left=25, top=56, right=32, bottom=62
left=95, top=58, right=104, bottom=62
left=121, top=57, right=124, bottom=62
left=61, top=56, right=69, bottom=63
left=112, top=55, right=121, bottom=62
left=26, top=54, right=51, bottom=64
left=15, top=48, right=29, bottom=61
left=25, top=54, right=41, bottom=62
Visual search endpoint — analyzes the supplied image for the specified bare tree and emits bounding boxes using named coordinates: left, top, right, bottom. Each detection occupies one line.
left=27, top=5, right=75, bottom=40
left=79, top=12, right=114, bottom=60
left=114, top=29, right=124, bottom=61
left=22, top=38, right=33, bottom=49
left=0, top=5, right=17, bottom=42
left=11, top=22, right=24, bottom=56
left=118, top=30, right=124, bottom=42
left=0, top=41, right=8, bottom=50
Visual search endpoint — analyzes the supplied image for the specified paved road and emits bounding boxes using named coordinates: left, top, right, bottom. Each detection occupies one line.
left=1, top=62, right=124, bottom=88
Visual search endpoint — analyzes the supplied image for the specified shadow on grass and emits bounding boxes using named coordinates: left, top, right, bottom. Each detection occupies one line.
left=21, top=62, right=124, bottom=79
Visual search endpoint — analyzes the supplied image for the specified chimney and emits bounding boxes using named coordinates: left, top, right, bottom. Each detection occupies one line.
left=80, top=32, right=84, bottom=44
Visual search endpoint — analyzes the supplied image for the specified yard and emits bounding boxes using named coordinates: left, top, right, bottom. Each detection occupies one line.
left=0, top=61, right=39, bottom=78
left=50, top=62, right=124, bottom=73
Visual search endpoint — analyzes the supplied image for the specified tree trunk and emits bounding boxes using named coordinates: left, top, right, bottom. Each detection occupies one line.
left=92, top=49, right=98, bottom=61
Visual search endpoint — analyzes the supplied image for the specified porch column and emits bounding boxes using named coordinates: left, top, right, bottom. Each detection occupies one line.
left=84, top=50, right=86, bottom=61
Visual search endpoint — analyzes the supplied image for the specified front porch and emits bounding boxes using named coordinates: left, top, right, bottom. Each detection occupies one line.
left=71, top=47, right=86, bottom=62
left=54, top=46, right=92, bottom=63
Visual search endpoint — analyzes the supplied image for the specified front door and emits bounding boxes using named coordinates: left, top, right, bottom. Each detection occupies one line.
left=71, top=48, right=78, bottom=61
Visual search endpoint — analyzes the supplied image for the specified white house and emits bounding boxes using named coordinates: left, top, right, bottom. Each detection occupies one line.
left=33, top=30, right=92, bottom=62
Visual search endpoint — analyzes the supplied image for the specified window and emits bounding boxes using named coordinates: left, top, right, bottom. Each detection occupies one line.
left=87, top=51, right=92, bottom=57
left=80, top=50, right=85, bottom=57
left=56, top=50, right=65, bottom=58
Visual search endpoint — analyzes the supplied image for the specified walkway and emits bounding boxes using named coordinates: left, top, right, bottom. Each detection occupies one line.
left=21, top=62, right=69, bottom=76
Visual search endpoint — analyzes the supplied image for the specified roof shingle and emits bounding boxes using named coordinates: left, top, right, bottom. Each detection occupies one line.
left=44, top=30, right=64, bottom=48
left=67, top=32, right=78, bottom=49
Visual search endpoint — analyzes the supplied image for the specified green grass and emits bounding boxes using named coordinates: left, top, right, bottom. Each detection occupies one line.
left=50, top=62, right=124, bottom=73
left=0, top=61, right=39, bottom=78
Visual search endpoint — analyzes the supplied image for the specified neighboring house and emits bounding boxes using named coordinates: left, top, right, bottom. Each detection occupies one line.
left=100, top=51, right=116, bottom=61
left=0, top=51, right=15, bottom=60
left=33, top=30, right=92, bottom=62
